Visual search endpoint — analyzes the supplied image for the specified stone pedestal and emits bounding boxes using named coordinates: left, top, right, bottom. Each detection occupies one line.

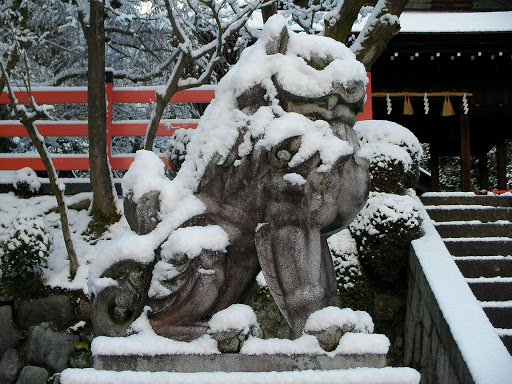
left=94, top=352, right=386, bottom=373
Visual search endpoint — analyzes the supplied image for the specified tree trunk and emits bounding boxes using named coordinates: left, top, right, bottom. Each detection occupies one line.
left=324, top=0, right=366, bottom=43
left=87, top=0, right=118, bottom=222
left=261, top=3, right=277, bottom=23
left=351, top=0, right=409, bottom=71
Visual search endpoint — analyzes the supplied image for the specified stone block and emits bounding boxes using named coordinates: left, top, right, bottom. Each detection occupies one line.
left=16, top=366, right=49, bottom=384
left=412, top=323, right=422, bottom=366
left=421, top=303, right=432, bottom=333
left=123, top=191, right=160, bottom=235
left=0, top=349, right=23, bottom=384
left=420, top=325, right=431, bottom=368
left=15, top=295, right=74, bottom=329
left=0, top=306, right=21, bottom=357
left=94, top=352, right=387, bottom=373
left=26, top=322, right=79, bottom=373
left=306, top=325, right=343, bottom=352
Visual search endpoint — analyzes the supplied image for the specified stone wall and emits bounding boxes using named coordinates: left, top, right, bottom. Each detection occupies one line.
left=404, top=248, right=473, bottom=384
left=0, top=295, right=93, bottom=384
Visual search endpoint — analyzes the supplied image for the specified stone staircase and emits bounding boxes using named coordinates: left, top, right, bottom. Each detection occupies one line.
left=421, top=193, right=512, bottom=355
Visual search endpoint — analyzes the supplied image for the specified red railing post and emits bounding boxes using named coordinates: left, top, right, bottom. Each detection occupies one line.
left=105, top=68, right=113, bottom=161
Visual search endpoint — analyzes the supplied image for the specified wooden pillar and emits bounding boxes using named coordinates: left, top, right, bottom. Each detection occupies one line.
left=460, top=114, right=471, bottom=192
left=496, top=139, right=508, bottom=190
left=430, top=145, right=440, bottom=192
left=478, top=153, right=489, bottom=190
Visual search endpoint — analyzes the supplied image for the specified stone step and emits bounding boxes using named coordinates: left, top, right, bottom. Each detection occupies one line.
left=444, top=238, right=512, bottom=257
left=421, top=195, right=512, bottom=207
left=467, top=279, right=512, bottom=301
left=481, top=304, right=512, bottom=329
left=426, top=206, right=512, bottom=223
left=59, top=366, right=422, bottom=383
left=455, top=257, right=512, bottom=278
left=435, top=222, right=512, bottom=238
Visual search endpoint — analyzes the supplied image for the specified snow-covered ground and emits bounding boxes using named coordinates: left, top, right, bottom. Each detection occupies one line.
left=0, top=191, right=128, bottom=293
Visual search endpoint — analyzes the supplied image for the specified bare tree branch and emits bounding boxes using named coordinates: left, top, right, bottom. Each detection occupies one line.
left=144, top=0, right=267, bottom=150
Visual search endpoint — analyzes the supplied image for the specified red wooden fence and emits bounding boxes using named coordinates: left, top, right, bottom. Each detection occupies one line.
left=0, top=75, right=371, bottom=171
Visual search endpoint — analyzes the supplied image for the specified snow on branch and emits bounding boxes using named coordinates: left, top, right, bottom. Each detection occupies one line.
left=144, top=0, right=271, bottom=150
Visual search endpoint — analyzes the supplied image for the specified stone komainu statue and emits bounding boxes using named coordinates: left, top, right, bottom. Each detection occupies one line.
left=89, top=15, right=370, bottom=342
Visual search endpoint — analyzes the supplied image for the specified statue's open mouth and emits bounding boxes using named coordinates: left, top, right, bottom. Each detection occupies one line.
left=273, top=78, right=366, bottom=127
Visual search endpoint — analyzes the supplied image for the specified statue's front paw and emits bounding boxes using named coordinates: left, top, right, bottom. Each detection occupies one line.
left=90, top=260, right=151, bottom=337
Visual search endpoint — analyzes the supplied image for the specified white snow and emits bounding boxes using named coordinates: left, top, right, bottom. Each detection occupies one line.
left=240, top=332, right=388, bottom=357
left=304, top=307, right=373, bottom=334
left=120, top=150, right=166, bottom=202
left=480, top=301, right=512, bottom=308
left=68, top=321, right=86, bottom=332
left=465, top=276, right=512, bottom=283
left=161, top=225, right=230, bottom=260
left=336, top=333, right=390, bottom=355
left=445, top=237, right=512, bottom=242
left=88, top=277, right=118, bottom=297
left=208, top=304, right=258, bottom=334
left=411, top=204, right=512, bottom=383
left=92, top=333, right=220, bottom=356
left=240, top=334, right=324, bottom=355
left=496, top=328, right=512, bottom=336
left=354, top=120, right=422, bottom=164
left=422, top=192, right=475, bottom=197
left=283, top=173, right=307, bottom=185
left=455, top=256, right=512, bottom=261
left=255, top=271, right=267, bottom=287
left=352, top=11, right=512, bottom=33
left=425, top=204, right=501, bottom=210
left=60, top=366, right=421, bottom=384
left=12, top=167, right=41, bottom=192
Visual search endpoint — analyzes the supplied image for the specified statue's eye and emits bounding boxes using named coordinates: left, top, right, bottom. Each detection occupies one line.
left=276, top=150, right=291, bottom=161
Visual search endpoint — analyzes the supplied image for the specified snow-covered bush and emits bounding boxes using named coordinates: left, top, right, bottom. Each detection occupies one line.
left=355, top=120, right=423, bottom=193
left=327, top=229, right=373, bottom=313
left=12, top=167, right=41, bottom=198
left=349, top=192, right=422, bottom=283
left=364, top=142, right=412, bottom=194
left=0, top=212, right=52, bottom=281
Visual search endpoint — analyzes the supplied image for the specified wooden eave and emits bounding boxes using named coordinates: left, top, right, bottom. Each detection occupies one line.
left=369, top=30, right=512, bottom=157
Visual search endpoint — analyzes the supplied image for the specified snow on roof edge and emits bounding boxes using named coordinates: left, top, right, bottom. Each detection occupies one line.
left=353, top=11, right=512, bottom=33
left=247, top=10, right=512, bottom=34
left=411, top=214, right=512, bottom=384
